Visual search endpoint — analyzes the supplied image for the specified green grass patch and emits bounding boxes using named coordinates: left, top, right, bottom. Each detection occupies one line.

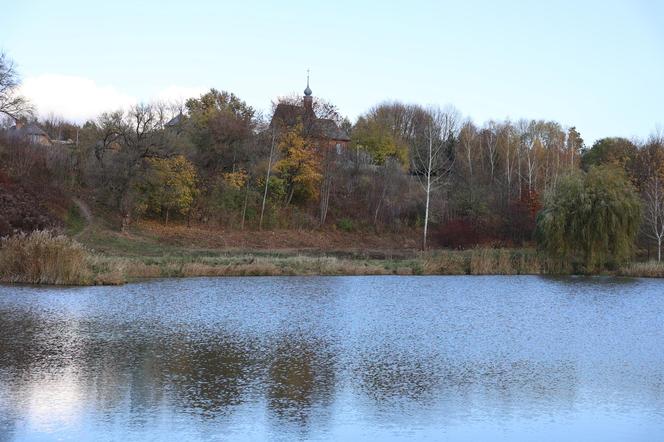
left=65, top=204, right=86, bottom=236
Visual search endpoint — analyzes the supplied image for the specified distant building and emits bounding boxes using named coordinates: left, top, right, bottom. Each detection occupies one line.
left=165, top=112, right=184, bottom=128
left=7, top=121, right=52, bottom=146
left=270, top=77, right=350, bottom=153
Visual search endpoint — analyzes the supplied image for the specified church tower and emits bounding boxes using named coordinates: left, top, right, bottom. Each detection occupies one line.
left=303, top=70, right=313, bottom=113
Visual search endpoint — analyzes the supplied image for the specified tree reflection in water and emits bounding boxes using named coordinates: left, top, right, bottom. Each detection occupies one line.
left=1, top=276, right=664, bottom=441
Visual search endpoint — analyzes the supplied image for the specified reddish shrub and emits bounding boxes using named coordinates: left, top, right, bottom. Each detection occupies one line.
left=0, top=181, right=59, bottom=236
left=502, top=189, right=541, bottom=245
left=436, top=217, right=499, bottom=249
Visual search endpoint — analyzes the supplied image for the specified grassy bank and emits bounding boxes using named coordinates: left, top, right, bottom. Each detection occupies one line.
left=0, top=230, right=552, bottom=285
left=4, top=228, right=661, bottom=286
left=94, top=247, right=546, bottom=283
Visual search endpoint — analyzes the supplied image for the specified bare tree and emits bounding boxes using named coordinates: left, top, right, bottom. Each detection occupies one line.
left=86, top=103, right=177, bottom=229
left=259, top=128, right=277, bottom=230
left=644, top=174, right=664, bottom=261
left=482, top=121, right=499, bottom=183
left=0, top=52, right=33, bottom=121
left=412, top=106, right=458, bottom=250
left=319, top=151, right=334, bottom=226
left=639, top=136, right=664, bottom=261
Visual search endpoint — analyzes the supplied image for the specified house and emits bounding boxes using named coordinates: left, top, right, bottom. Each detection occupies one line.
left=165, top=112, right=184, bottom=128
left=270, top=78, right=350, bottom=153
left=7, top=121, right=52, bottom=146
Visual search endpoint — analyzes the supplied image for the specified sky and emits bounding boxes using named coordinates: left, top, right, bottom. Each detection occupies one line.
left=2, top=0, right=663, bottom=144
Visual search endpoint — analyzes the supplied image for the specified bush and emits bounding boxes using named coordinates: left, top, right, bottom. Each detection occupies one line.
left=336, top=218, right=355, bottom=232
left=436, top=217, right=497, bottom=249
left=0, top=230, right=91, bottom=285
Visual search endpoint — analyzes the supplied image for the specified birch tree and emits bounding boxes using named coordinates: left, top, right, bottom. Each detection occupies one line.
left=259, top=128, right=276, bottom=230
left=411, top=106, right=458, bottom=250
left=644, top=174, right=664, bottom=261
left=638, top=137, right=664, bottom=261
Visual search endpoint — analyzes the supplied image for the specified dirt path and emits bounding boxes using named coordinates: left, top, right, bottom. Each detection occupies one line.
left=72, top=197, right=93, bottom=237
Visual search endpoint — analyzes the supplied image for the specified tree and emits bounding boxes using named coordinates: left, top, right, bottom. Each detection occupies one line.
left=87, top=103, right=180, bottom=228
left=140, top=155, right=198, bottom=224
left=581, top=137, right=636, bottom=171
left=537, top=166, right=641, bottom=271
left=351, top=115, right=408, bottom=166
left=259, top=128, right=277, bottom=230
left=185, top=89, right=256, bottom=175
left=0, top=52, right=33, bottom=121
left=566, top=126, right=584, bottom=168
left=636, top=137, right=664, bottom=260
left=274, top=124, right=321, bottom=205
left=411, top=106, right=458, bottom=250
left=644, top=174, right=664, bottom=261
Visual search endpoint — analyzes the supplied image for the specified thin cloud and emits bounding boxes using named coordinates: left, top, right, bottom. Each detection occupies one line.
left=20, top=75, right=136, bottom=122
left=19, top=75, right=206, bottom=123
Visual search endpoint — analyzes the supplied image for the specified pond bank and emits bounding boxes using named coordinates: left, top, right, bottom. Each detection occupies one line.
left=87, top=247, right=545, bottom=285
left=2, top=231, right=663, bottom=285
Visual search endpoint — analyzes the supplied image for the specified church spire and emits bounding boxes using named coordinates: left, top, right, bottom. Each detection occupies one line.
left=303, top=69, right=313, bottom=113
left=304, top=69, right=312, bottom=96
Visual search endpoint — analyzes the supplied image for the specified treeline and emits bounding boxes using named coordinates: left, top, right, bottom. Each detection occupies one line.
left=2, top=52, right=664, bottom=264
left=2, top=94, right=584, bottom=245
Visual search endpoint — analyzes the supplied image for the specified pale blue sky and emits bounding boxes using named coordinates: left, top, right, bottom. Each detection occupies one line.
left=2, top=0, right=663, bottom=143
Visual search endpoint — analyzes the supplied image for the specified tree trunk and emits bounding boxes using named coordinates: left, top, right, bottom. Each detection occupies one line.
left=286, top=186, right=295, bottom=206
left=259, top=130, right=276, bottom=230
left=319, top=170, right=332, bottom=226
left=423, top=131, right=433, bottom=251
left=241, top=185, right=249, bottom=230
left=423, top=174, right=431, bottom=251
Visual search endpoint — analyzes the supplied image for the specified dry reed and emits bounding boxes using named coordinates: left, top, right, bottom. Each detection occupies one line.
left=0, top=230, right=92, bottom=285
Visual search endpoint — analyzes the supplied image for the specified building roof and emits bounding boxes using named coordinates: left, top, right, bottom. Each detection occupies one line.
left=10, top=122, right=49, bottom=138
left=315, top=118, right=350, bottom=141
left=165, top=113, right=184, bottom=127
left=271, top=103, right=350, bottom=142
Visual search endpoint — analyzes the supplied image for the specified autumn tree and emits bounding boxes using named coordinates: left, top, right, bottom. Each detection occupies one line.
left=139, top=155, right=198, bottom=224
left=351, top=114, right=408, bottom=166
left=85, top=103, right=181, bottom=228
left=566, top=126, right=584, bottom=168
left=581, top=137, right=636, bottom=171
left=185, top=89, right=256, bottom=176
left=275, top=124, right=321, bottom=205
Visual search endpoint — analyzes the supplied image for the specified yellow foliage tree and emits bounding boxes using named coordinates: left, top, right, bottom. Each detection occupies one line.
left=143, top=155, right=198, bottom=224
left=223, top=169, right=249, bottom=189
left=275, top=124, right=321, bottom=205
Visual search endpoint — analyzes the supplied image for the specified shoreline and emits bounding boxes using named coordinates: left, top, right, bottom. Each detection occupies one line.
left=2, top=227, right=663, bottom=286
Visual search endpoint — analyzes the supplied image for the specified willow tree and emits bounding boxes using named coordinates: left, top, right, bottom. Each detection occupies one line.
left=536, top=166, right=641, bottom=272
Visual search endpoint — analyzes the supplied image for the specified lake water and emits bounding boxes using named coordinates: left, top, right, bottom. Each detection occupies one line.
left=0, top=276, right=663, bottom=441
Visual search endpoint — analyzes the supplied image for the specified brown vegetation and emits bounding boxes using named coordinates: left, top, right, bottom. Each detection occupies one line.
left=0, top=231, right=91, bottom=285
left=618, top=261, right=664, bottom=278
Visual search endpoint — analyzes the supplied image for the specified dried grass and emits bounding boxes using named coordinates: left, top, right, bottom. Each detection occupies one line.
left=0, top=230, right=92, bottom=285
left=618, top=261, right=664, bottom=278
left=0, top=233, right=553, bottom=286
